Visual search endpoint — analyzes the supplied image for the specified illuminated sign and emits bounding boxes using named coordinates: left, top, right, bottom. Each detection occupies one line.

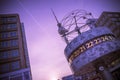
left=68, top=34, right=115, bottom=64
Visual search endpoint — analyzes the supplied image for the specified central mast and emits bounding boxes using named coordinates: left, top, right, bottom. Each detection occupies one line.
left=51, top=9, right=69, bottom=44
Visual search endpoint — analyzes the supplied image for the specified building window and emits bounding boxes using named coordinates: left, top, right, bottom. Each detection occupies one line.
left=0, top=41, right=9, bottom=47
left=0, top=24, right=17, bottom=31
left=0, top=17, right=7, bottom=23
left=0, top=31, right=17, bottom=39
left=10, top=50, right=19, bottom=58
left=0, top=40, right=18, bottom=48
left=0, top=24, right=8, bottom=31
left=11, top=61, right=20, bottom=70
left=10, top=31, right=17, bottom=37
left=0, top=17, right=16, bottom=23
left=0, top=32, right=8, bottom=39
left=8, top=24, right=17, bottom=29
left=0, top=50, right=19, bottom=59
left=111, top=18, right=118, bottom=22
left=10, top=40, right=18, bottom=47
left=108, top=14, right=113, bottom=17
left=7, top=17, right=17, bottom=22
left=0, top=51, right=9, bottom=59
left=0, top=63, right=9, bottom=73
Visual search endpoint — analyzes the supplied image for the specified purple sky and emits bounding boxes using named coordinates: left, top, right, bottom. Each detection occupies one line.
left=0, top=0, right=120, bottom=80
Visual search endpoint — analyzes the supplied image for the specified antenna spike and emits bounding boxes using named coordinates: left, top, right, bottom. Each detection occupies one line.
left=51, top=9, right=59, bottom=24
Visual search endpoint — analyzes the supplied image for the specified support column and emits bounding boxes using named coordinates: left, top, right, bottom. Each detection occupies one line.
left=103, top=69, right=113, bottom=80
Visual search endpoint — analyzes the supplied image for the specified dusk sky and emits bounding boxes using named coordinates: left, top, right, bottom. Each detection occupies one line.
left=0, top=0, right=120, bottom=80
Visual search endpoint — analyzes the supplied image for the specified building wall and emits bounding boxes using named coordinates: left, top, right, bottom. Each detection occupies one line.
left=95, top=12, right=120, bottom=38
left=0, top=14, right=32, bottom=80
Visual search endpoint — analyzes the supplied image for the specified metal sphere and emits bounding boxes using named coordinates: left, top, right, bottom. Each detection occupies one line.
left=60, top=9, right=93, bottom=43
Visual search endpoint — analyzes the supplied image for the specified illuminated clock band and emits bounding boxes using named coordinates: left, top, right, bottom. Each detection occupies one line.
left=68, top=34, right=115, bottom=64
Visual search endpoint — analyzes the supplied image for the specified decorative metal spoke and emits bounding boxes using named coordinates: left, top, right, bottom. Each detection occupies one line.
left=52, top=9, right=94, bottom=44
left=58, top=9, right=93, bottom=44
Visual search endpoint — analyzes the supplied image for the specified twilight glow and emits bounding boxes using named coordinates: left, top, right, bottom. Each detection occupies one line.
left=0, top=0, right=119, bottom=80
